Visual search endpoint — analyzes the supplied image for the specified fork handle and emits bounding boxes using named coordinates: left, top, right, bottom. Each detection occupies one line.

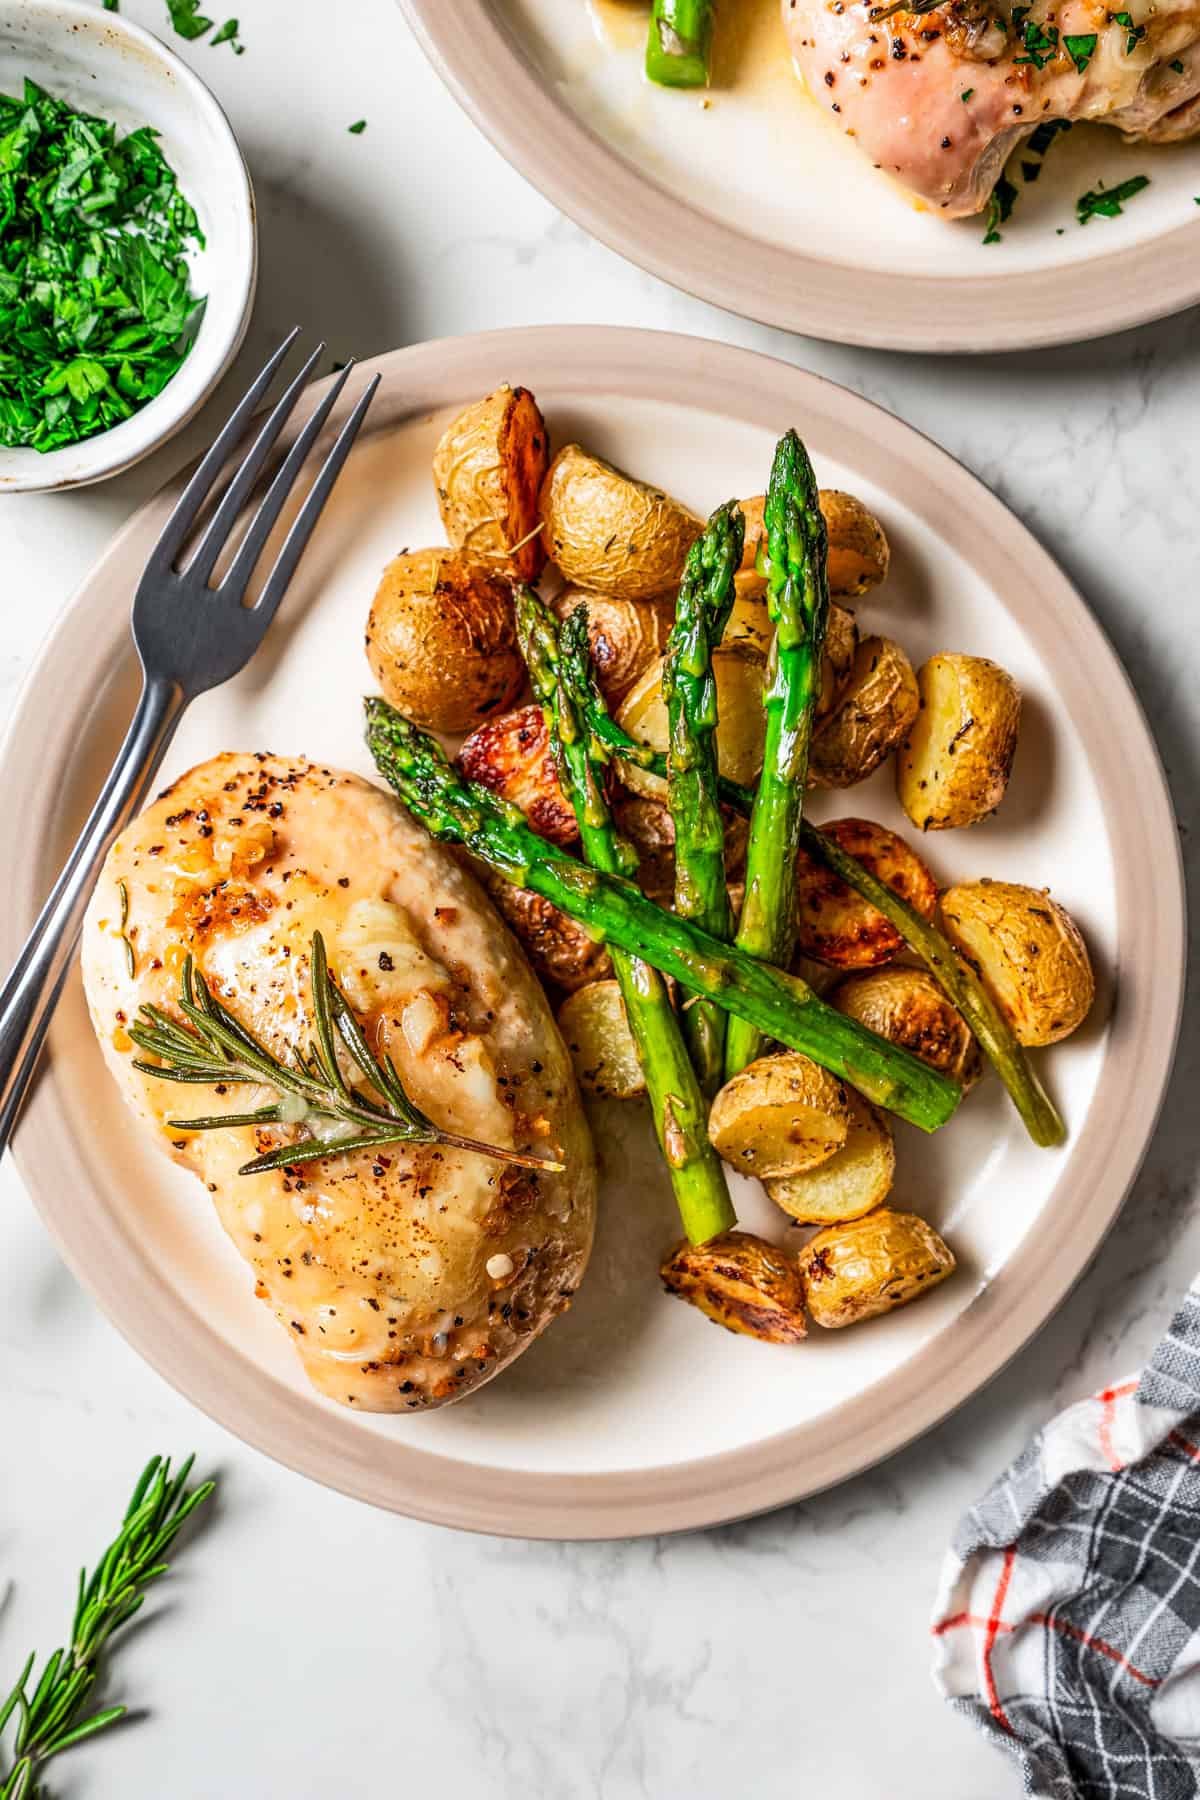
left=0, top=672, right=187, bottom=1160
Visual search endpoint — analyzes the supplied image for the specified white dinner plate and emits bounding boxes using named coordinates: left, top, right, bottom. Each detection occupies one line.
left=0, top=327, right=1183, bottom=1536
left=400, top=0, right=1200, bottom=353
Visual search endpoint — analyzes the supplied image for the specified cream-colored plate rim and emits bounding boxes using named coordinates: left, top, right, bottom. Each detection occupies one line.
left=398, top=0, right=1200, bottom=355
left=0, top=327, right=1184, bottom=1537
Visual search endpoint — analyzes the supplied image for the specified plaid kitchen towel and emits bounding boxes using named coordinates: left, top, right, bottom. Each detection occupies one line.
left=933, top=1283, right=1200, bottom=1798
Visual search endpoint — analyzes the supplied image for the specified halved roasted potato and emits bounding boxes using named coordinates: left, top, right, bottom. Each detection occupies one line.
left=365, top=548, right=525, bottom=734
left=765, top=1089, right=894, bottom=1224
left=615, top=645, right=766, bottom=800
left=810, top=636, right=919, bottom=789
left=553, top=589, right=674, bottom=708
left=432, top=384, right=549, bottom=583
left=458, top=704, right=577, bottom=845
left=735, top=491, right=888, bottom=603
left=707, top=1051, right=851, bottom=1180
left=475, top=865, right=612, bottom=994
left=794, top=817, right=938, bottom=968
left=940, top=880, right=1094, bottom=1047
left=830, top=967, right=982, bottom=1088
left=797, top=1208, right=955, bottom=1328
left=660, top=1231, right=808, bottom=1344
left=539, top=445, right=700, bottom=601
left=897, top=653, right=1021, bottom=831
left=558, top=980, right=645, bottom=1099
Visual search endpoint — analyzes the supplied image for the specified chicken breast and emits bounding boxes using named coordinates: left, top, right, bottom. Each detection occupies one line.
left=783, top=0, right=1200, bottom=216
left=81, top=754, right=596, bottom=1413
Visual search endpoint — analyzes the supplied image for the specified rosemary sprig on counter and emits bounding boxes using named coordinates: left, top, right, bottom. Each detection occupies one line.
left=0, top=1454, right=214, bottom=1800
left=127, top=931, right=564, bottom=1178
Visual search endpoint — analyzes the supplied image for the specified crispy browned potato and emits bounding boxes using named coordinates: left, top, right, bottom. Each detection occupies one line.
left=810, top=636, right=919, bottom=789
left=897, top=654, right=1022, bottom=832
left=766, top=1089, right=894, bottom=1224
left=432, top=384, right=549, bottom=583
left=365, top=548, right=525, bottom=734
left=819, top=490, right=890, bottom=599
left=558, top=981, right=645, bottom=1099
left=794, top=817, right=937, bottom=968
left=552, top=589, right=674, bottom=708
left=539, top=445, right=700, bottom=601
left=660, top=1231, right=808, bottom=1344
left=940, top=880, right=1094, bottom=1046
left=476, top=865, right=612, bottom=993
left=615, top=645, right=766, bottom=800
left=458, top=704, right=577, bottom=846
left=735, top=491, right=889, bottom=602
left=830, top=967, right=982, bottom=1088
left=798, top=1208, right=955, bottom=1328
left=707, top=1052, right=851, bottom=1179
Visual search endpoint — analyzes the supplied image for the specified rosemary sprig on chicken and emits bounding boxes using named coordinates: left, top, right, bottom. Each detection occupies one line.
left=661, top=498, right=744, bottom=1094
left=519, top=588, right=735, bottom=1244
left=725, top=430, right=830, bottom=1079
left=128, top=932, right=565, bottom=1177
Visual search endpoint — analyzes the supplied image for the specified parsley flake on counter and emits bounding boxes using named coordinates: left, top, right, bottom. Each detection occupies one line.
left=1076, top=173, right=1150, bottom=223
left=348, top=119, right=368, bottom=135
left=1064, top=31, right=1098, bottom=71
left=166, top=0, right=213, bottom=39
left=0, top=77, right=205, bottom=452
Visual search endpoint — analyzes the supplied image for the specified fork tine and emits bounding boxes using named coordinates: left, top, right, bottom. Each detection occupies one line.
left=143, top=328, right=302, bottom=579
left=184, top=340, right=327, bottom=588
left=250, top=375, right=382, bottom=628
left=217, top=361, right=357, bottom=603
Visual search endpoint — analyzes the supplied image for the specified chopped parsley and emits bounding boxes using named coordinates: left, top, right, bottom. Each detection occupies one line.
left=348, top=120, right=368, bottom=135
left=1110, top=10, right=1147, bottom=54
left=166, top=0, right=212, bottom=39
left=983, top=172, right=1019, bottom=243
left=1015, top=16, right=1060, bottom=67
left=1076, top=173, right=1150, bottom=223
left=0, top=77, right=205, bottom=452
left=1171, top=57, right=1186, bottom=71
left=961, top=87, right=975, bottom=100
left=209, top=17, right=244, bottom=50
left=1064, top=32, right=1098, bottom=71
left=1029, top=118, right=1071, bottom=154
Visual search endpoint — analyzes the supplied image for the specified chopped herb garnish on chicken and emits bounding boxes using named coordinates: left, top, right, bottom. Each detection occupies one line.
left=1064, top=31, right=1098, bottom=70
left=1171, top=57, right=1185, bottom=71
left=961, top=87, right=976, bottom=100
left=1076, top=173, right=1150, bottom=222
left=1015, top=17, right=1059, bottom=67
left=1111, top=10, right=1147, bottom=53
left=0, top=78, right=205, bottom=452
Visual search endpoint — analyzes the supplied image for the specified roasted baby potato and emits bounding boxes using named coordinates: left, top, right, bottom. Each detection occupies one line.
left=940, top=880, right=1094, bottom=1047
left=611, top=790, right=748, bottom=904
left=365, top=548, right=525, bottom=734
left=707, top=1051, right=851, bottom=1180
left=897, top=653, right=1022, bottom=832
left=819, top=489, right=890, bottom=599
left=476, top=865, right=612, bottom=994
left=794, top=817, right=938, bottom=968
left=458, top=704, right=577, bottom=846
left=735, top=491, right=888, bottom=602
left=539, top=445, right=700, bottom=601
left=553, top=589, right=674, bottom=707
left=810, top=636, right=919, bottom=789
left=432, top=384, right=549, bottom=583
left=830, top=967, right=982, bottom=1088
left=615, top=645, right=766, bottom=801
left=766, top=1089, right=894, bottom=1225
left=797, top=1209, right=955, bottom=1329
left=660, top=1231, right=808, bottom=1344
left=558, top=980, right=645, bottom=1100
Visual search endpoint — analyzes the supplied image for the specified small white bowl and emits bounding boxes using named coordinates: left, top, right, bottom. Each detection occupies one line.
left=0, top=0, right=256, bottom=493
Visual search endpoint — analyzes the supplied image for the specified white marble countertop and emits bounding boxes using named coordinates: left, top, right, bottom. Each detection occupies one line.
left=0, top=3, right=1196, bottom=1795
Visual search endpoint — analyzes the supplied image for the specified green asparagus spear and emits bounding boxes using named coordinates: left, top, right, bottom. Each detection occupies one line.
left=364, top=696, right=961, bottom=1135
left=567, top=703, right=1063, bottom=1147
left=558, top=608, right=735, bottom=1244
left=662, top=499, right=744, bottom=1094
left=645, top=0, right=714, bottom=88
left=515, top=585, right=734, bottom=1241
left=725, top=430, right=830, bottom=1080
